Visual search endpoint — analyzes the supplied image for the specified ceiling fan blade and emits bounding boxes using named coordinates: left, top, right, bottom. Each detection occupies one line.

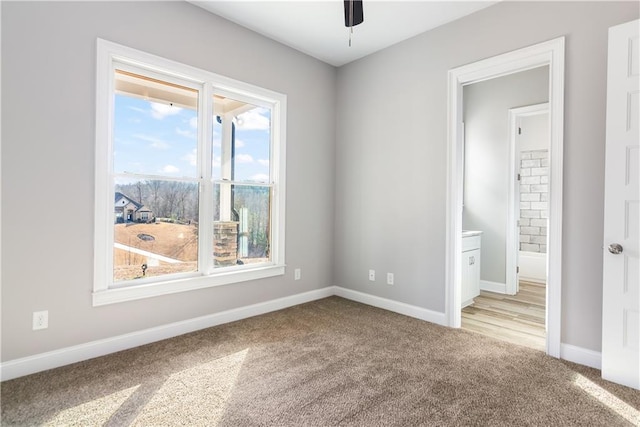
left=344, top=0, right=364, bottom=28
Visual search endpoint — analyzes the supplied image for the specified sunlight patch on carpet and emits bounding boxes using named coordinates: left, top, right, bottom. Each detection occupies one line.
left=573, top=373, right=640, bottom=425
left=45, top=385, right=140, bottom=426
left=131, top=348, right=248, bottom=426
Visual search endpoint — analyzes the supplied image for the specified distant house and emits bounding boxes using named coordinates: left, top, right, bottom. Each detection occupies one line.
left=114, top=192, right=153, bottom=223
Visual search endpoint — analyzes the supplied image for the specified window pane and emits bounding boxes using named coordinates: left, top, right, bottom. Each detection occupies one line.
left=113, top=70, right=198, bottom=178
left=113, top=179, right=199, bottom=282
left=213, top=184, right=271, bottom=267
left=212, top=95, right=271, bottom=183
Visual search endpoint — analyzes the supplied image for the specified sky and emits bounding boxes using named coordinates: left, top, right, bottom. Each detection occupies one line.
left=113, top=94, right=271, bottom=183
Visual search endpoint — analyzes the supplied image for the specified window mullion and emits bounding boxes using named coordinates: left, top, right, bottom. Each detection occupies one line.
left=198, top=83, right=215, bottom=276
left=219, top=113, right=234, bottom=221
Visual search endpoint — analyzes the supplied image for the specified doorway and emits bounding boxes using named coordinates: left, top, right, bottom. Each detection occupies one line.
left=446, top=38, right=565, bottom=357
left=459, top=70, right=550, bottom=351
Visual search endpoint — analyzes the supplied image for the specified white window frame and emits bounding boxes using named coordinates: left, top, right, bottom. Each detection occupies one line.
left=93, top=39, right=286, bottom=306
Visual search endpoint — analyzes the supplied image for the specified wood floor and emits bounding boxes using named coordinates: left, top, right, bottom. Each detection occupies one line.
left=462, top=281, right=546, bottom=351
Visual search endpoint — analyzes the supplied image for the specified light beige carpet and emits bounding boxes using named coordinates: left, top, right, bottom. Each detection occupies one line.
left=2, top=296, right=639, bottom=426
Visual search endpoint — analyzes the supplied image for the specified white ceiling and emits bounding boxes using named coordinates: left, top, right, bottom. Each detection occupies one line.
left=190, top=1, right=498, bottom=67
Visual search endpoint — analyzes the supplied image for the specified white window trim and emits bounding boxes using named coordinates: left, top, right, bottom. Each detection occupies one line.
left=93, top=39, right=286, bottom=306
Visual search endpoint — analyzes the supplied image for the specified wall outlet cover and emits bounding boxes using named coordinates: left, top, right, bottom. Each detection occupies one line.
left=387, top=273, right=394, bottom=285
left=33, top=311, right=48, bottom=330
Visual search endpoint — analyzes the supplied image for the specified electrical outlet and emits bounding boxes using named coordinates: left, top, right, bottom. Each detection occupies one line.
left=33, top=311, right=48, bottom=330
left=294, top=268, right=301, bottom=280
left=387, top=273, right=394, bottom=285
left=369, top=269, right=375, bottom=281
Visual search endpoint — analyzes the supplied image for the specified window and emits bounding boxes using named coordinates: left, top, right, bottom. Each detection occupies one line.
left=94, top=39, right=286, bottom=305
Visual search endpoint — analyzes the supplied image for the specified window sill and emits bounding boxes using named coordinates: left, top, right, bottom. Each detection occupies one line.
left=92, top=264, right=285, bottom=306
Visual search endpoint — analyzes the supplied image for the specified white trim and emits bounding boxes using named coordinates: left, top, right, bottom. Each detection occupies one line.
left=446, top=37, right=564, bottom=358
left=93, top=265, right=286, bottom=306
left=2, top=287, right=334, bottom=382
left=272, top=95, right=287, bottom=270
left=94, top=39, right=287, bottom=304
left=480, top=280, right=506, bottom=294
left=94, top=39, right=114, bottom=293
left=507, top=103, right=549, bottom=296
left=198, top=77, right=214, bottom=275
left=334, top=287, right=448, bottom=326
left=519, top=250, right=547, bottom=284
left=1, top=284, right=602, bottom=381
left=560, top=343, right=602, bottom=370
left=0, top=3, right=3, bottom=373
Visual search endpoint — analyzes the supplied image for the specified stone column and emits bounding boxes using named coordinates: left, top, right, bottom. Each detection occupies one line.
left=213, top=221, right=239, bottom=266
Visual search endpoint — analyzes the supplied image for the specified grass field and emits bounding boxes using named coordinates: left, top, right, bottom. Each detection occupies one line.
left=113, top=222, right=198, bottom=281
left=113, top=221, right=269, bottom=282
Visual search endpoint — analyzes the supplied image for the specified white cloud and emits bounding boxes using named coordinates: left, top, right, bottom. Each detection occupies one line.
left=213, top=156, right=221, bottom=168
left=189, top=116, right=198, bottom=129
left=257, top=159, right=269, bottom=167
left=128, top=106, right=146, bottom=114
left=150, top=141, right=170, bottom=150
left=150, top=102, right=183, bottom=120
left=162, top=165, right=180, bottom=174
left=133, top=134, right=170, bottom=150
left=235, top=139, right=245, bottom=148
left=182, top=148, right=197, bottom=167
left=235, top=153, right=254, bottom=163
left=133, top=133, right=159, bottom=142
left=236, top=108, right=270, bottom=131
left=250, top=174, right=270, bottom=183
left=176, top=127, right=195, bottom=139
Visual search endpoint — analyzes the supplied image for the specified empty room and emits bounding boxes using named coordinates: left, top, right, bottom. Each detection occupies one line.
left=1, top=1, right=639, bottom=425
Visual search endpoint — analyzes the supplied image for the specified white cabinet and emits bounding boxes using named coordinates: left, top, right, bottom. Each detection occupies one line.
left=461, top=233, right=481, bottom=308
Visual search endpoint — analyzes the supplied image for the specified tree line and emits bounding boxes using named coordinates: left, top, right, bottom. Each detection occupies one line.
left=116, top=180, right=198, bottom=222
left=116, top=180, right=270, bottom=258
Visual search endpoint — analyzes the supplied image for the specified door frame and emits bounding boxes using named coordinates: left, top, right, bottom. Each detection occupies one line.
left=446, top=37, right=565, bottom=357
left=507, top=103, right=549, bottom=296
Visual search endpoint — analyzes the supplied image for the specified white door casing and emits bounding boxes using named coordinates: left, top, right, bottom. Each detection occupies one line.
left=447, top=37, right=565, bottom=357
left=602, top=19, right=640, bottom=390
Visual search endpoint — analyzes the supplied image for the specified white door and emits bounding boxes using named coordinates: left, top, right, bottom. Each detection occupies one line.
left=602, top=19, right=640, bottom=390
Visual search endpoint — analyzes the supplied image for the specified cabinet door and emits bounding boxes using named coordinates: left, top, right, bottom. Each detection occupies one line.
left=461, top=249, right=481, bottom=306
left=469, top=249, right=481, bottom=298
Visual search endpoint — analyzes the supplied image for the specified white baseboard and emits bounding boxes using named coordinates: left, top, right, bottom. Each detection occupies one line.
left=480, top=280, right=506, bottom=294
left=0, top=287, right=334, bottom=382
left=334, top=286, right=447, bottom=326
left=519, top=276, right=546, bottom=284
left=560, top=343, right=602, bottom=370
left=519, top=251, right=546, bottom=283
left=1, top=285, right=600, bottom=382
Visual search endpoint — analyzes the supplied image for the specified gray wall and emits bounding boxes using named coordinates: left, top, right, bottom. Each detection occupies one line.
left=335, top=1, right=638, bottom=352
left=520, top=113, right=549, bottom=152
left=2, top=1, right=639, bottom=363
left=462, top=67, right=549, bottom=285
left=1, top=1, right=336, bottom=361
